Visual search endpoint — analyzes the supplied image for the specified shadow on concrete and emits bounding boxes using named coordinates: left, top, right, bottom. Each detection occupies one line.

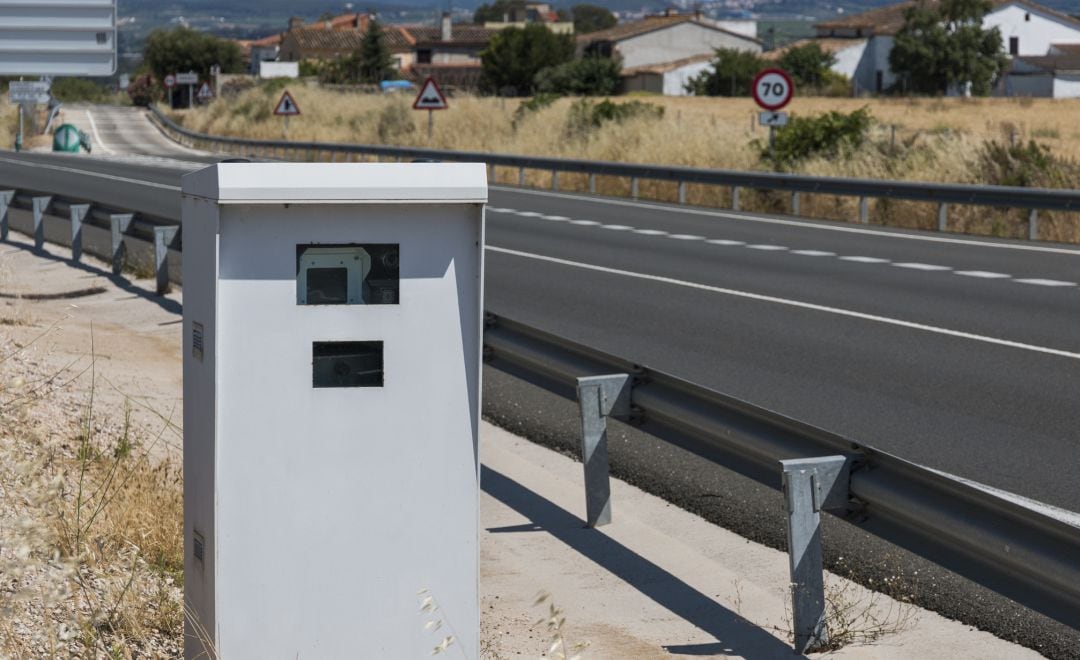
left=0, top=239, right=181, bottom=316
left=481, top=465, right=798, bottom=659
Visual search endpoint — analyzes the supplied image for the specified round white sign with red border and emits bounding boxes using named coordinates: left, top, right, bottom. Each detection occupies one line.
left=164, top=74, right=176, bottom=89
left=752, top=69, right=793, bottom=111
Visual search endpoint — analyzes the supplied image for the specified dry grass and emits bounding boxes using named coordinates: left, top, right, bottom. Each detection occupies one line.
left=0, top=329, right=183, bottom=657
left=172, top=87, right=1080, bottom=242
left=0, top=98, right=17, bottom=150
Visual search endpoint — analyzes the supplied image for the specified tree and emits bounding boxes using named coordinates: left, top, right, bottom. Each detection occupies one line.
left=684, top=48, right=764, bottom=96
left=534, top=55, right=621, bottom=95
left=319, top=21, right=395, bottom=84
left=474, top=0, right=525, bottom=23
left=142, top=27, right=244, bottom=81
left=359, top=20, right=395, bottom=83
left=480, top=25, right=575, bottom=95
left=571, top=4, right=617, bottom=34
left=777, top=42, right=836, bottom=89
left=889, top=0, right=1007, bottom=95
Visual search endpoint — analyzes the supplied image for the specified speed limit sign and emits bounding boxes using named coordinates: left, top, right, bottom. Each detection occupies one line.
left=164, top=74, right=176, bottom=89
left=752, top=69, right=793, bottom=111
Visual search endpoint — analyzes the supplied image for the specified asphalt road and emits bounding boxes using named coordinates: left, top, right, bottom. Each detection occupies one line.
left=4, top=106, right=1079, bottom=655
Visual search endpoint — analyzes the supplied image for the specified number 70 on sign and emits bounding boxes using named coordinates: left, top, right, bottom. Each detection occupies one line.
left=751, top=69, right=793, bottom=111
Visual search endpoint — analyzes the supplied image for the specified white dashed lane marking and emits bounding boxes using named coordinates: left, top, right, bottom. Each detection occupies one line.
left=954, top=271, right=1010, bottom=279
left=840, top=256, right=891, bottom=264
left=792, top=250, right=836, bottom=257
left=893, top=263, right=953, bottom=271
left=487, top=207, right=1079, bottom=289
left=1014, top=279, right=1077, bottom=287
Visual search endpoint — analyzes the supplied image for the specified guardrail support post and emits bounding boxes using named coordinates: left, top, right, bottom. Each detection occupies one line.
left=518, top=166, right=526, bottom=188
left=110, top=213, right=133, bottom=275
left=780, top=455, right=850, bottom=655
left=154, top=226, right=178, bottom=295
left=631, top=177, right=639, bottom=200
left=791, top=191, right=801, bottom=217
left=31, top=196, right=52, bottom=250
left=551, top=170, right=559, bottom=191
left=588, top=173, right=596, bottom=194
left=858, top=197, right=869, bottom=224
left=488, top=164, right=495, bottom=184
left=0, top=190, right=13, bottom=242
left=731, top=186, right=740, bottom=211
left=937, top=203, right=948, bottom=232
left=1028, top=209, right=1038, bottom=241
left=70, top=204, right=90, bottom=263
left=678, top=181, right=687, bottom=205
left=575, top=374, right=631, bottom=528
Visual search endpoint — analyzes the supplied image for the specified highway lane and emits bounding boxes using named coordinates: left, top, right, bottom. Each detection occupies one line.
left=4, top=144, right=1080, bottom=512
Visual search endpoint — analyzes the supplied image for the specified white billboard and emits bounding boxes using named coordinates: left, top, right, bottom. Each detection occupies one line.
left=0, top=0, right=117, bottom=76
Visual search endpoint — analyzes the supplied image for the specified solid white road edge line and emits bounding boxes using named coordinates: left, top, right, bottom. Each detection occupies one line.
left=0, top=155, right=180, bottom=191
left=486, top=245, right=1080, bottom=361
left=492, top=185, right=1080, bottom=256
left=84, top=110, right=116, bottom=156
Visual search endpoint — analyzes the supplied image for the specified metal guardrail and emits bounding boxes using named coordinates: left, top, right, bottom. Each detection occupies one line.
left=1, top=158, right=1078, bottom=649
left=147, top=104, right=1080, bottom=241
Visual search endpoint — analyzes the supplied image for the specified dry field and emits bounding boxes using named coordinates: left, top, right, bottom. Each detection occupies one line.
left=172, top=87, right=1080, bottom=242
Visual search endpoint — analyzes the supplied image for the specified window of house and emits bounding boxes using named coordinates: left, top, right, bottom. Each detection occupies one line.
left=1025, top=12, right=1031, bottom=21
left=417, top=49, right=432, bottom=64
left=1009, top=37, right=1019, bottom=55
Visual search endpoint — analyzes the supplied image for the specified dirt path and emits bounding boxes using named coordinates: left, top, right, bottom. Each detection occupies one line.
left=0, top=236, right=183, bottom=456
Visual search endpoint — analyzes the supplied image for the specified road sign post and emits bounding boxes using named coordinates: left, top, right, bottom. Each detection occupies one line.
left=752, top=68, right=794, bottom=162
left=273, top=90, right=301, bottom=140
left=164, top=74, right=177, bottom=108
left=412, top=77, right=449, bottom=142
left=196, top=81, right=214, bottom=104
left=176, top=72, right=198, bottom=109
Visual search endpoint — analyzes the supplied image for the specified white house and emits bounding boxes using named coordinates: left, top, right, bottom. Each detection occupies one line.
left=579, top=11, right=761, bottom=77
left=621, top=53, right=715, bottom=96
left=811, top=0, right=1080, bottom=95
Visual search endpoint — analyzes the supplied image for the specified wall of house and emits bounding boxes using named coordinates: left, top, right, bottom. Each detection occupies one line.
left=622, top=72, right=663, bottom=94
left=663, top=60, right=713, bottom=95
left=616, top=22, right=760, bottom=69
left=848, top=35, right=895, bottom=94
left=1002, top=72, right=1054, bottom=96
left=1053, top=74, right=1080, bottom=97
left=986, top=3, right=1080, bottom=56
left=830, top=40, right=867, bottom=79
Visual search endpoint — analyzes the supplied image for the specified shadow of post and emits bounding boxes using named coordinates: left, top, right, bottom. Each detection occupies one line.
left=481, top=465, right=798, bottom=658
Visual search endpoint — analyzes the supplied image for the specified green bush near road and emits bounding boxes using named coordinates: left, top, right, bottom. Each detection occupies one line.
left=760, top=107, right=873, bottom=167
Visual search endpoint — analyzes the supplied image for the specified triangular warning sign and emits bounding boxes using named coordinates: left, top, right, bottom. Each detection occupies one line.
left=273, top=90, right=301, bottom=116
left=197, top=82, right=214, bottom=100
left=412, top=77, right=448, bottom=110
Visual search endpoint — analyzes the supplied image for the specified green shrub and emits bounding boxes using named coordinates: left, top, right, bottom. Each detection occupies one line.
left=760, top=107, right=873, bottom=167
left=512, top=92, right=560, bottom=128
left=50, top=78, right=115, bottom=103
left=684, top=48, right=765, bottom=96
left=566, top=98, right=663, bottom=137
left=534, top=56, right=621, bottom=96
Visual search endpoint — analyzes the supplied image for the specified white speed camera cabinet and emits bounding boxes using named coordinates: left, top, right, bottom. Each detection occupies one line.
left=181, top=163, right=486, bottom=659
